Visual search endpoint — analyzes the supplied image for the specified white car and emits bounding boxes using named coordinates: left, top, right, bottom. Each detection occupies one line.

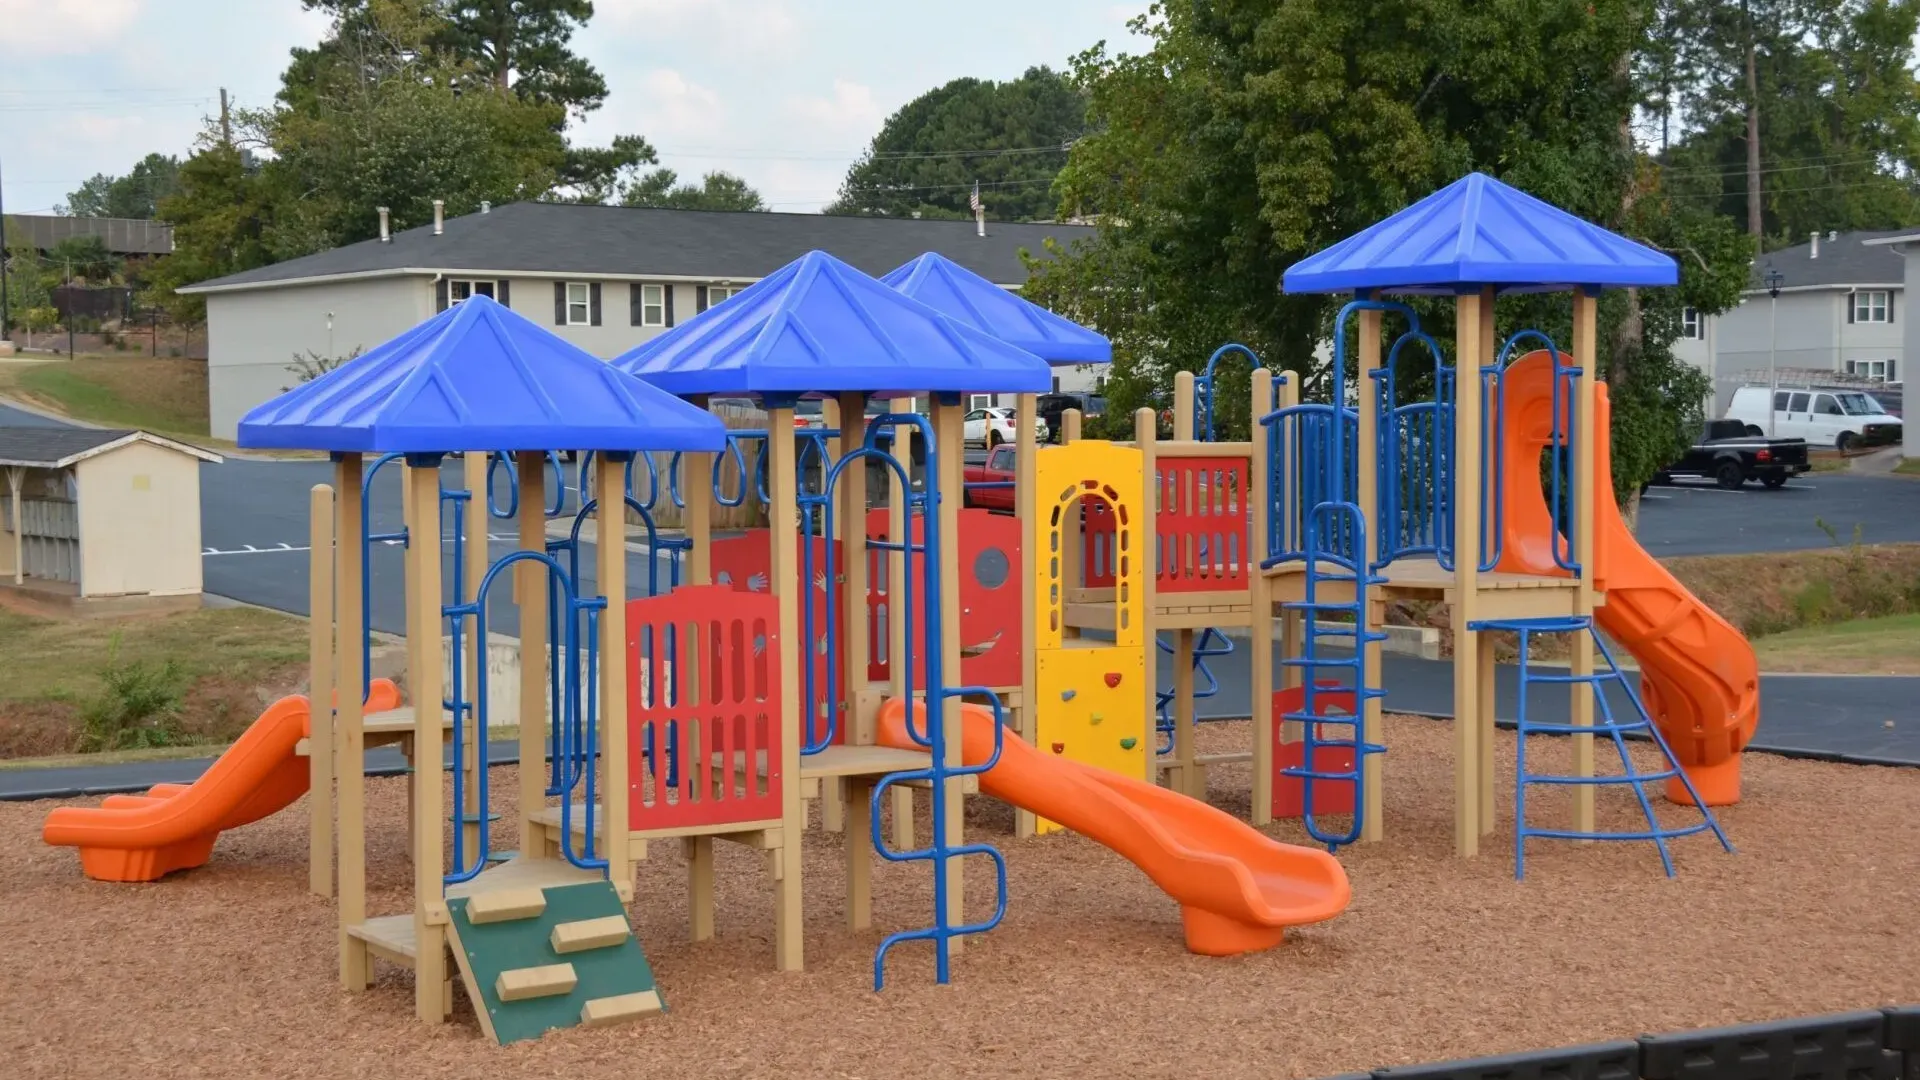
left=963, top=407, right=1049, bottom=448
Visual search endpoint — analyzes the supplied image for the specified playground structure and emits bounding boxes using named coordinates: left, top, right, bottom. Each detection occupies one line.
left=36, top=173, right=1760, bottom=1047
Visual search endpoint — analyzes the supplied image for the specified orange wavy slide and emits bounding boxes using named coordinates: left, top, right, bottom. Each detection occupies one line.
left=877, top=698, right=1350, bottom=956
left=1492, top=351, right=1759, bottom=805
left=42, top=679, right=401, bottom=882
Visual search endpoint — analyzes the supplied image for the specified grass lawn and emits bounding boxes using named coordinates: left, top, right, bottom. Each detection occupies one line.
left=0, top=354, right=209, bottom=440
left=1896, top=458, right=1920, bottom=477
left=1750, top=613, right=1920, bottom=675
left=0, top=604, right=310, bottom=759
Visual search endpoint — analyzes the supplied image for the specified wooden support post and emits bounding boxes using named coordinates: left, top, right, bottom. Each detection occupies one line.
left=1059, top=407, right=1082, bottom=632
left=1451, top=293, right=1485, bottom=858
left=1356, top=300, right=1386, bottom=843
left=1477, top=630, right=1498, bottom=836
left=767, top=404, right=805, bottom=973
left=1275, top=371, right=1304, bottom=747
left=334, top=455, right=370, bottom=991
left=837, top=391, right=873, bottom=928
left=1571, top=290, right=1600, bottom=834
left=686, top=396, right=714, bottom=587
left=404, top=460, right=449, bottom=1023
left=461, top=454, right=487, bottom=861
left=1012, top=391, right=1039, bottom=838
left=1477, top=291, right=1499, bottom=833
left=1249, top=369, right=1276, bottom=826
left=887, top=396, right=916, bottom=852
left=1167, top=377, right=1194, bottom=795
left=309, top=485, right=336, bottom=898
left=594, top=456, right=632, bottom=892
left=933, top=396, right=966, bottom=954
left=515, top=453, right=549, bottom=855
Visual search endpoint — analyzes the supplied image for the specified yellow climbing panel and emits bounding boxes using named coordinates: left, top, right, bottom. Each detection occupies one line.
left=1031, top=441, right=1148, bottom=835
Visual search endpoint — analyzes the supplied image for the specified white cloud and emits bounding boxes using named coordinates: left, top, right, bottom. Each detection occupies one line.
left=784, top=79, right=886, bottom=145
left=0, top=0, right=144, bottom=51
left=633, top=69, right=726, bottom=137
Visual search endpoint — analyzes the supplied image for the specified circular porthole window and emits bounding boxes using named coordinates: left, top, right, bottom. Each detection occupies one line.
left=973, top=546, right=1010, bottom=590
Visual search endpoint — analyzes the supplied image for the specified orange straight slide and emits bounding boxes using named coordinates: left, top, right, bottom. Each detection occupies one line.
left=1492, top=351, right=1759, bottom=805
left=42, top=680, right=401, bottom=882
left=877, top=699, right=1350, bottom=956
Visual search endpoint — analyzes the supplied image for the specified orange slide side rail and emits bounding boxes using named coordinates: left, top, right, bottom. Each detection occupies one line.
left=42, top=680, right=402, bottom=882
left=877, top=698, right=1350, bottom=956
left=1492, top=351, right=1759, bottom=804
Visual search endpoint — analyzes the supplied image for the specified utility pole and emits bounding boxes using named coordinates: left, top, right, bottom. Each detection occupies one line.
left=219, top=88, right=233, bottom=146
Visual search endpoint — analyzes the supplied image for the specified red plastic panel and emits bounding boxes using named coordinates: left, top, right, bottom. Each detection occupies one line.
left=625, top=586, right=782, bottom=832
left=1080, top=500, right=1119, bottom=589
left=1153, top=457, right=1250, bottom=593
left=711, top=529, right=846, bottom=745
left=864, top=508, right=1024, bottom=690
left=1269, top=683, right=1360, bottom=820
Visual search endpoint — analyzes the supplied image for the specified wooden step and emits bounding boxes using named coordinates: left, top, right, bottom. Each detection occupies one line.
left=550, top=916, right=631, bottom=955
left=464, top=887, right=547, bottom=925
left=580, top=990, right=663, bottom=1027
left=495, top=963, right=578, bottom=1002
left=346, top=914, right=418, bottom=968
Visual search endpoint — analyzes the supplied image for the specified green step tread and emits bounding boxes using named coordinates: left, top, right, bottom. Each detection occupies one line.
left=448, top=880, right=664, bottom=1045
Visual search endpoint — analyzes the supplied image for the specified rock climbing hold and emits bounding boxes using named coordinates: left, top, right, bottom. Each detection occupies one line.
left=1089, top=712, right=1104, bottom=725
left=1118, top=737, right=1138, bottom=751
left=1050, top=742, right=1066, bottom=755
left=1104, top=672, right=1123, bottom=688
left=1061, top=689, right=1077, bottom=702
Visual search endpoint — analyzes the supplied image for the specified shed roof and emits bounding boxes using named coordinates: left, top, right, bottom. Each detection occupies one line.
left=880, top=252, right=1111, bottom=365
left=0, top=428, right=222, bottom=469
left=610, top=250, right=1053, bottom=397
left=237, top=294, right=728, bottom=453
left=1283, top=172, right=1678, bottom=295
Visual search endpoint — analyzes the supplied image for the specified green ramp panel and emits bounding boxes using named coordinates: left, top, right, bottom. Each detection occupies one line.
left=447, top=880, right=665, bottom=1045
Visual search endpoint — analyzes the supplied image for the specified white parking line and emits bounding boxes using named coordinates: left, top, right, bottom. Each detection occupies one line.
left=202, top=532, right=518, bottom=557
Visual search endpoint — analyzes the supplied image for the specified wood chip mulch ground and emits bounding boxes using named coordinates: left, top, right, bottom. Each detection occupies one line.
left=4, top=714, right=1917, bottom=1080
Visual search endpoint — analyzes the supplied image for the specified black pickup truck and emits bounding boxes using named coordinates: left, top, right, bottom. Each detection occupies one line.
left=1655, top=419, right=1811, bottom=490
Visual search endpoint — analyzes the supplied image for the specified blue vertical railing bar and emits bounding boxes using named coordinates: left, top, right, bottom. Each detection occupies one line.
left=1369, top=328, right=1449, bottom=569
left=1277, top=502, right=1388, bottom=850
left=1467, top=615, right=1732, bottom=879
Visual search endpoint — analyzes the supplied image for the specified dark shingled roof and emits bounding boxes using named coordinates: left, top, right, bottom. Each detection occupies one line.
left=181, top=202, right=1098, bottom=292
left=1750, top=229, right=1910, bottom=290
left=0, top=428, right=221, bottom=467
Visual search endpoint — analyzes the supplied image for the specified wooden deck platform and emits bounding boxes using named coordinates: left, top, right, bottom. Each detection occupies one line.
left=295, top=706, right=455, bottom=758
left=1266, top=555, right=1595, bottom=619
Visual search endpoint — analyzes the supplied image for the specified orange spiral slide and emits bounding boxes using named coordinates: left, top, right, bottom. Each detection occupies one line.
left=42, top=680, right=402, bottom=882
left=1491, top=351, right=1759, bottom=805
left=877, top=698, right=1350, bottom=956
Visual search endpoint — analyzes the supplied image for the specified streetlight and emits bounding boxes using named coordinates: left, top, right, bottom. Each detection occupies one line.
left=1764, top=263, right=1784, bottom=437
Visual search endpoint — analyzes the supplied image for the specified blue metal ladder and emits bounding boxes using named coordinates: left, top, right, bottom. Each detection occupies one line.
left=1466, top=615, right=1735, bottom=880
left=1276, top=503, right=1387, bottom=851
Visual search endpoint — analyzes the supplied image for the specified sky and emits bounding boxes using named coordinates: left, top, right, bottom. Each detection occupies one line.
left=0, top=0, right=1152, bottom=217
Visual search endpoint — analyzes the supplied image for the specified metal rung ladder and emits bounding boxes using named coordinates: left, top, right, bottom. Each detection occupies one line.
left=1154, top=626, right=1235, bottom=754
left=1466, top=615, right=1735, bottom=880
left=1277, top=502, right=1387, bottom=851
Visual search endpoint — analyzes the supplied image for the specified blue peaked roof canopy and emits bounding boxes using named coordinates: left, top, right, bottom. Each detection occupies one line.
left=1283, top=172, right=1680, bottom=295
left=880, top=252, right=1111, bottom=365
left=237, top=294, right=728, bottom=453
left=611, top=249, right=1052, bottom=397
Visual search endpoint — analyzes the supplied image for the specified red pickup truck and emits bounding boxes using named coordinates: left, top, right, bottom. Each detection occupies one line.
left=961, top=444, right=1016, bottom=511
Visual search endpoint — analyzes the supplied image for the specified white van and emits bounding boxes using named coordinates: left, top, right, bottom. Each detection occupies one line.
left=1725, top=386, right=1903, bottom=451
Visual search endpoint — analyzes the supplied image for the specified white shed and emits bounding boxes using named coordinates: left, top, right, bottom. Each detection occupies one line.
left=0, top=428, right=222, bottom=607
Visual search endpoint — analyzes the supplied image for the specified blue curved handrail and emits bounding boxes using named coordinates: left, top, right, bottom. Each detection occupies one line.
left=483, top=450, right=568, bottom=520
left=711, top=432, right=753, bottom=507
left=1194, top=343, right=1262, bottom=443
left=1371, top=329, right=1450, bottom=569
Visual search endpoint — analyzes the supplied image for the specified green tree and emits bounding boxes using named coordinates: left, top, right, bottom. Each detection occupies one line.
left=1023, top=0, right=1753, bottom=513
left=47, top=236, right=117, bottom=284
left=4, top=241, right=52, bottom=328
left=436, top=0, right=607, bottom=116
left=58, top=153, right=184, bottom=219
left=622, top=169, right=767, bottom=211
left=143, top=145, right=276, bottom=323
left=1659, top=0, right=1920, bottom=246
left=827, top=66, right=1086, bottom=221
